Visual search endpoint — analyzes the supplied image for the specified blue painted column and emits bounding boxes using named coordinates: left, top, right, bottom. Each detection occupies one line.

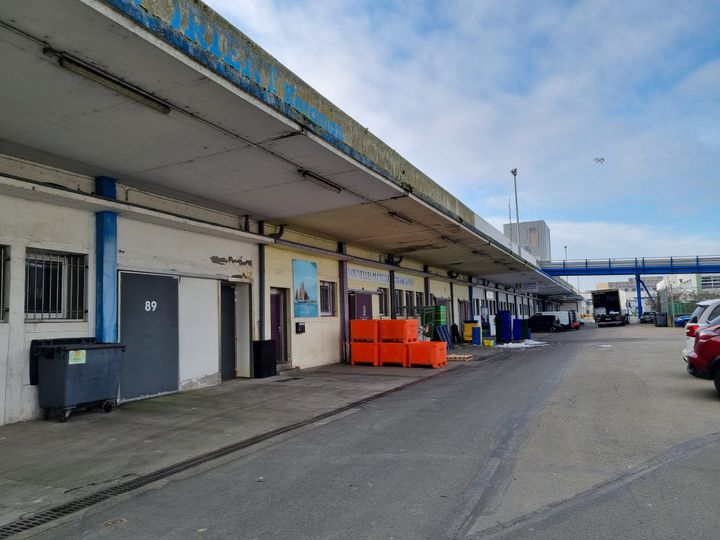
left=95, top=177, right=118, bottom=343
left=635, top=273, right=643, bottom=317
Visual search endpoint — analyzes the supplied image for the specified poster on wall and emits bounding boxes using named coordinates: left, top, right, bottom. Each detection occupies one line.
left=293, top=259, right=319, bottom=318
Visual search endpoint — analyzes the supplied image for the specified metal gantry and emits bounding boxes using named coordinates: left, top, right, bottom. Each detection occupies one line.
left=539, top=256, right=720, bottom=317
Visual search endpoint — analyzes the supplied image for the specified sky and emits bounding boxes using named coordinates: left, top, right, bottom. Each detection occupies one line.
left=204, top=0, right=720, bottom=288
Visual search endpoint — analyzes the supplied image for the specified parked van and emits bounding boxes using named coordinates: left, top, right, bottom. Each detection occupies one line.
left=528, top=314, right=563, bottom=333
left=536, top=310, right=579, bottom=331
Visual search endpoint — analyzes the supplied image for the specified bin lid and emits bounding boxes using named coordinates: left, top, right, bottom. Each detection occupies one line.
left=38, top=343, right=126, bottom=351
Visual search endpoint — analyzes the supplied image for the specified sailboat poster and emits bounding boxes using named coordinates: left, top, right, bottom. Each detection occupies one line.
left=293, top=259, right=319, bottom=318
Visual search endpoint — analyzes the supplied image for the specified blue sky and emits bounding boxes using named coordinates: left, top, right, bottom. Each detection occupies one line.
left=205, top=0, right=720, bottom=269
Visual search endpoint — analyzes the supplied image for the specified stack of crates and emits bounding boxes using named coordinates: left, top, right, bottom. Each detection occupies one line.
left=433, top=305, right=447, bottom=328
left=378, top=319, right=418, bottom=367
left=350, top=320, right=379, bottom=366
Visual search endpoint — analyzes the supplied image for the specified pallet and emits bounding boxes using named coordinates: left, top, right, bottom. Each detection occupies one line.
left=447, top=354, right=472, bottom=362
left=434, top=325, right=455, bottom=350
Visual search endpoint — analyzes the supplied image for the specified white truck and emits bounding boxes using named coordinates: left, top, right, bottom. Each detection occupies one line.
left=591, top=289, right=630, bottom=326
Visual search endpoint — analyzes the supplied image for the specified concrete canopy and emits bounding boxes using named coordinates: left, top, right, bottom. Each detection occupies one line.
left=0, top=0, right=574, bottom=298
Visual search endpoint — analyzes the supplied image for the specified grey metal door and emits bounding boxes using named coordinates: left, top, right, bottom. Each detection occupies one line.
left=120, top=273, right=179, bottom=401
left=220, top=284, right=236, bottom=380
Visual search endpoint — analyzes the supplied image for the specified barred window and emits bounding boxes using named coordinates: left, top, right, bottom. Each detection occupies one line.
left=0, top=246, right=9, bottom=322
left=25, top=250, right=86, bottom=320
left=319, top=281, right=336, bottom=316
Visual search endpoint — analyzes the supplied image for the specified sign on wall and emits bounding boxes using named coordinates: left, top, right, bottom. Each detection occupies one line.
left=293, top=259, right=319, bottom=318
left=347, top=266, right=415, bottom=288
left=517, top=282, right=539, bottom=293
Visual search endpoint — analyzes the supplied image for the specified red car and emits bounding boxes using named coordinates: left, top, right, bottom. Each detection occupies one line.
left=687, top=323, right=720, bottom=394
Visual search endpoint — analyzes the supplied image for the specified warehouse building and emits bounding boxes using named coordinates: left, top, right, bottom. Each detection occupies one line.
left=0, top=0, right=576, bottom=425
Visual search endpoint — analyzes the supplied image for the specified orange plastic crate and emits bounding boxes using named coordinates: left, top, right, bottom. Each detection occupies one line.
left=378, top=343, right=408, bottom=367
left=350, top=319, right=379, bottom=342
left=379, top=319, right=419, bottom=343
left=350, top=342, right=379, bottom=366
left=407, top=341, right=446, bottom=368
left=435, top=342, right=447, bottom=367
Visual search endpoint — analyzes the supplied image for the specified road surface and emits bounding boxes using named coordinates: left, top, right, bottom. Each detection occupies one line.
left=31, top=324, right=720, bottom=539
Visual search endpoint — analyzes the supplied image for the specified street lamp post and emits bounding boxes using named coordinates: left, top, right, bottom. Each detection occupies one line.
left=564, top=245, right=568, bottom=283
left=510, top=168, right=520, bottom=256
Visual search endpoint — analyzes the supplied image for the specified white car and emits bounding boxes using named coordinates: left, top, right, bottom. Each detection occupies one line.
left=683, top=298, right=720, bottom=361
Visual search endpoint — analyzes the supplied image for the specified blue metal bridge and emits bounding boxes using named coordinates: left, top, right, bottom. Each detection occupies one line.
left=539, top=256, right=720, bottom=316
left=540, top=256, right=720, bottom=277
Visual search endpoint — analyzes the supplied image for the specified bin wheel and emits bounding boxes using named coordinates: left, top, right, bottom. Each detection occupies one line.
left=59, top=409, right=71, bottom=422
left=102, top=401, right=113, bottom=413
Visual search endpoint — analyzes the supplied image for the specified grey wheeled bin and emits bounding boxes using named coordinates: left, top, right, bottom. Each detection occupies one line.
left=36, top=343, right=125, bottom=421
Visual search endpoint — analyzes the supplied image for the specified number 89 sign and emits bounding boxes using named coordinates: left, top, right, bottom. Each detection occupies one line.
left=145, top=300, right=158, bottom=312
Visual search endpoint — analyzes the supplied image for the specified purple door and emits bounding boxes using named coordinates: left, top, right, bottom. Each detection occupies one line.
left=351, top=292, right=373, bottom=319
left=270, top=288, right=287, bottom=364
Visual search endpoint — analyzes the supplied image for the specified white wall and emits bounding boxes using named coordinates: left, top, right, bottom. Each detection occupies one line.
left=118, top=218, right=256, bottom=281
left=178, top=277, right=220, bottom=390
left=0, top=195, right=95, bottom=425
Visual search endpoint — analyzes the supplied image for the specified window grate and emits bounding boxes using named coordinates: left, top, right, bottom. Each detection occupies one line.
left=0, top=246, right=8, bottom=322
left=25, top=250, right=86, bottom=321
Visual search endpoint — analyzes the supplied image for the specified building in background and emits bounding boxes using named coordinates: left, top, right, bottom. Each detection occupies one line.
left=656, top=274, right=720, bottom=317
left=503, top=220, right=551, bottom=261
left=594, top=276, right=663, bottom=295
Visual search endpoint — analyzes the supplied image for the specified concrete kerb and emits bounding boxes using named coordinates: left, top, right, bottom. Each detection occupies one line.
left=0, top=359, right=475, bottom=535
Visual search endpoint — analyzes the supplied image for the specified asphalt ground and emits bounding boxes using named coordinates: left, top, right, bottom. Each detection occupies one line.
left=29, top=338, right=571, bottom=539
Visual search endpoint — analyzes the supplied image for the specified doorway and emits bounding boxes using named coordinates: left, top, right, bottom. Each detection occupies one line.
left=349, top=292, right=373, bottom=319
left=119, top=272, right=179, bottom=401
left=220, top=283, right=236, bottom=380
left=270, top=288, right=288, bottom=365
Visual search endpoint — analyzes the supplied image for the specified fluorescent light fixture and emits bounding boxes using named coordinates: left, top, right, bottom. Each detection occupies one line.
left=298, top=169, right=342, bottom=193
left=57, top=55, right=171, bottom=115
left=388, top=211, right=413, bottom=225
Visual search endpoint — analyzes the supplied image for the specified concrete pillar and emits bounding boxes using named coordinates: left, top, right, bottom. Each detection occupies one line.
left=338, top=242, right=349, bottom=362
left=423, top=265, right=430, bottom=306
left=258, top=221, right=265, bottom=340
left=389, top=270, right=396, bottom=319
